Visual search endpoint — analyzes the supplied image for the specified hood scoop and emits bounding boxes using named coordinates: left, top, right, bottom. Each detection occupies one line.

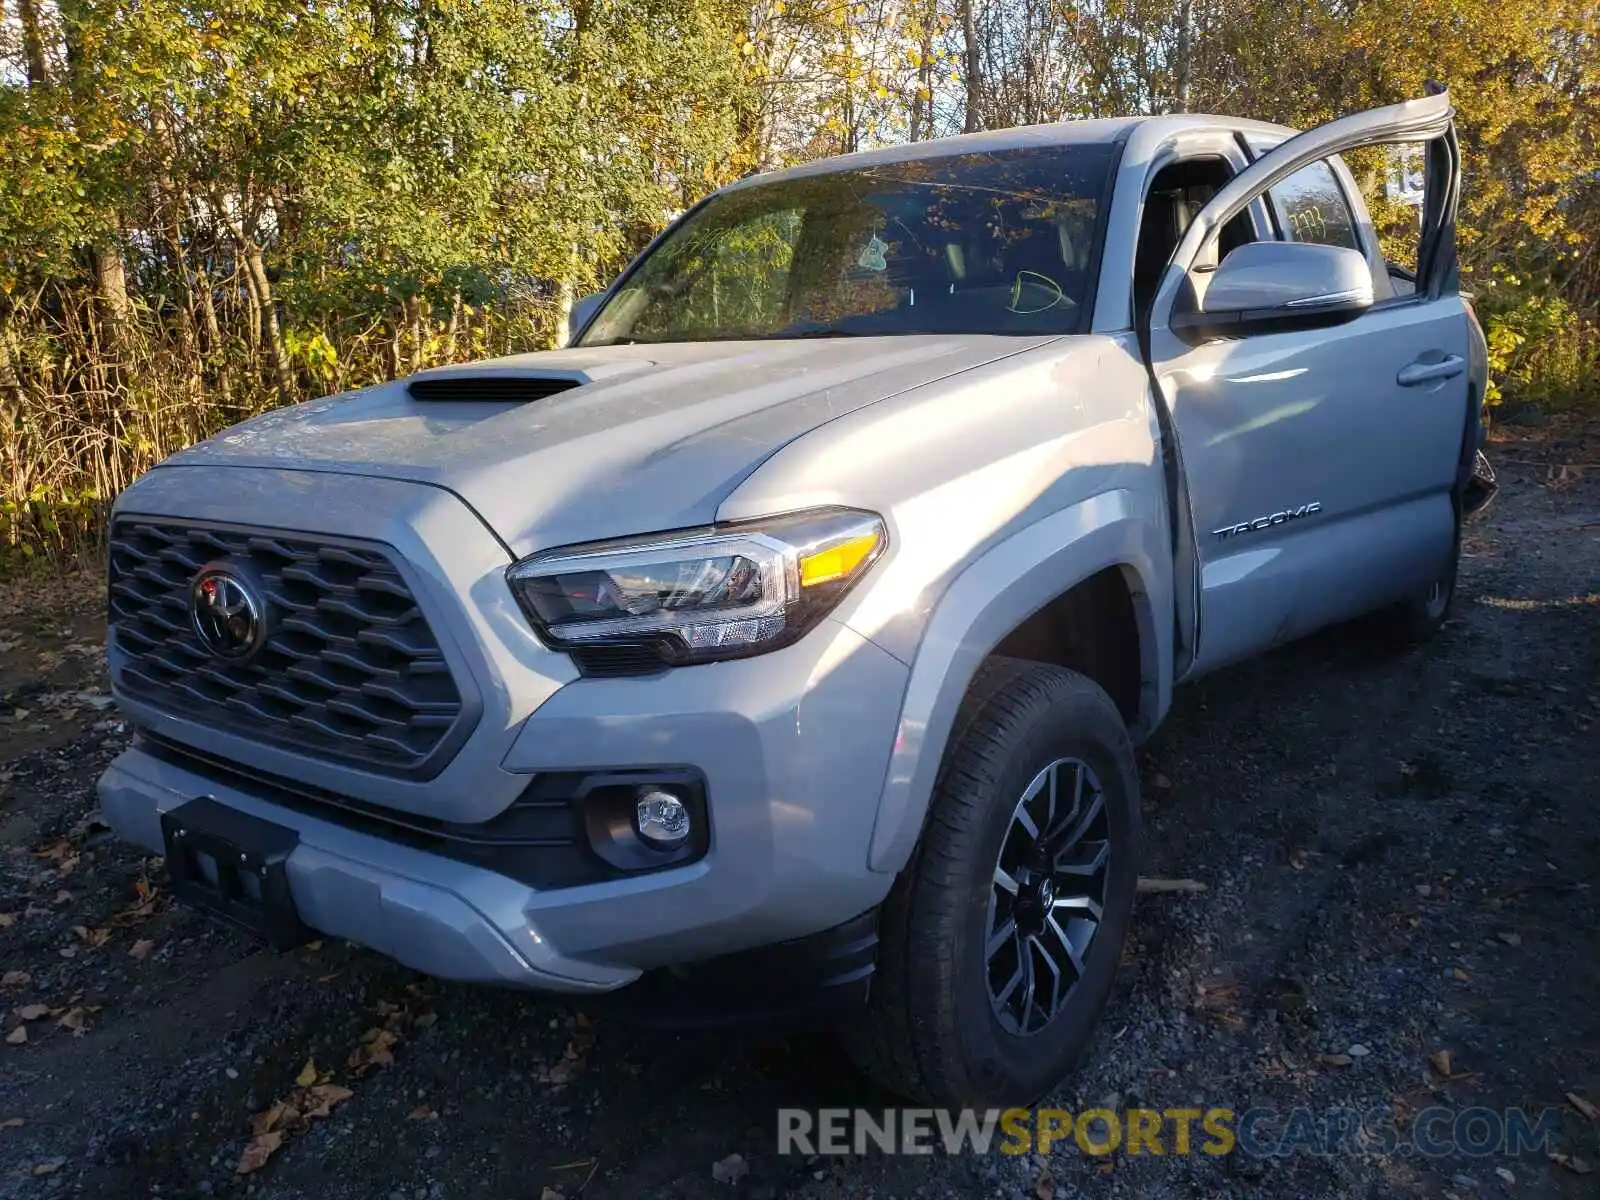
left=407, top=374, right=585, bottom=403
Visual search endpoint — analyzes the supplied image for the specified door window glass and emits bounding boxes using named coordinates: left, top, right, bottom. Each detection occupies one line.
left=1344, top=141, right=1426, bottom=292
left=1269, top=160, right=1360, bottom=251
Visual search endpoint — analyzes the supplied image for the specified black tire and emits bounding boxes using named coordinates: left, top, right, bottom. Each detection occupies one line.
left=844, top=658, right=1141, bottom=1106
left=1369, top=519, right=1460, bottom=646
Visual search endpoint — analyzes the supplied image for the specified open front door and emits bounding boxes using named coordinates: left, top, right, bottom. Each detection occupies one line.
left=1146, top=90, right=1475, bottom=677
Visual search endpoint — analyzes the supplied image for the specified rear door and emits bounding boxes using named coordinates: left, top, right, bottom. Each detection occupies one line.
left=1147, top=91, right=1473, bottom=676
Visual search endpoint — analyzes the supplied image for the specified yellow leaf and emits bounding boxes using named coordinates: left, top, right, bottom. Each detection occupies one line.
left=295, top=1059, right=317, bottom=1088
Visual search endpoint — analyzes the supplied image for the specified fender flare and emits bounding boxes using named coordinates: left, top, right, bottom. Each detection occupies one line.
left=865, top=488, right=1172, bottom=874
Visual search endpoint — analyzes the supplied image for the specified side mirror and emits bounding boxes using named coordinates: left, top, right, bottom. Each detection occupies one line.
left=1178, top=241, right=1372, bottom=338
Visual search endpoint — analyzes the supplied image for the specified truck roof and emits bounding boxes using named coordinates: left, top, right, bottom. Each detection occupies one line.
left=725, top=114, right=1300, bottom=193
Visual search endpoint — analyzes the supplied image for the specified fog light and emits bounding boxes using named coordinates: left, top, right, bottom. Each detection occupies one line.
left=635, top=788, right=692, bottom=848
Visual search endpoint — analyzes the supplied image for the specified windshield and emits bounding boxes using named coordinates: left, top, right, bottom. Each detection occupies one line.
left=578, top=143, right=1118, bottom=345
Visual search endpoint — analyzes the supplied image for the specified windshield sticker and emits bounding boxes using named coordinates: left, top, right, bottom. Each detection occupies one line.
left=857, top=234, right=888, bottom=271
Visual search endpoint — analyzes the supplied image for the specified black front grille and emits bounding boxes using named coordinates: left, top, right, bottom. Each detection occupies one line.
left=108, top=519, right=470, bottom=777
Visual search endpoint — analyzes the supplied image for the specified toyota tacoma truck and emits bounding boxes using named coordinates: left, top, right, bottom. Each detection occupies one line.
left=98, top=91, right=1489, bottom=1106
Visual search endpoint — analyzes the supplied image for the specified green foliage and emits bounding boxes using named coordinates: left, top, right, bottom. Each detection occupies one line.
left=1475, top=271, right=1600, bottom=411
left=0, top=0, right=1595, bottom=572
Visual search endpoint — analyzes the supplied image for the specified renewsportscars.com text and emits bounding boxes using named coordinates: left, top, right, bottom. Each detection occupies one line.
left=777, top=1106, right=1562, bottom=1159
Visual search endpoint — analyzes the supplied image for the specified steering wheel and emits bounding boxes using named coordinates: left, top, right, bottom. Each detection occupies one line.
left=1007, top=271, right=1072, bottom=315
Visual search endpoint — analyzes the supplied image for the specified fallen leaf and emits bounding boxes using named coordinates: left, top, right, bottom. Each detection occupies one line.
left=5, top=1027, right=24, bottom=1045
left=1567, top=1092, right=1600, bottom=1122
left=412, top=1012, right=437, bottom=1029
left=111, top=880, right=161, bottom=925
left=1319, top=1053, right=1352, bottom=1068
left=1, top=971, right=29, bottom=988
left=250, top=1103, right=288, bottom=1137
left=1430, top=1050, right=1454, bottom=1077
left=1152, top=772, right=1172, bottom=789
left=16, top=1004, right=48, bottom=1021
left=303, top=940, right=324, bottom=953
left=1036, top=1162, right=1056, bottom=1199
left=347, top=1028, right=398, bottom=1075
left=1451, top=967, right=1470, bottom=982
left=31, top=1159, right=63, bottom=1176
left=294, top=1059, right=318, bottom=1088
left=235, top=1130, right=284, bottom=1175
left=315, top=972, right=340, bottom=984
left=128, top=939, right=155, bottom=961
left=0, top=1117, right=22, bottom=1130
left=1498, top=930, right=1522, bottom=947
left=0, top=914, right=14, bottom=928
left=407, top=1105, right=438, bottom=1121
left=711, top=1153, right=748, bottom=1185
left=541, top=1189, right=565, bottom=1200
left=56, top=1008, right=89, bottom=1034
left=303, top=1084, right=353, bottom=1120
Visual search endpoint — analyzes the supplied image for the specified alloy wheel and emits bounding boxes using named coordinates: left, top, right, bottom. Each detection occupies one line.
left=984, top=757, right=1112, bottom=1036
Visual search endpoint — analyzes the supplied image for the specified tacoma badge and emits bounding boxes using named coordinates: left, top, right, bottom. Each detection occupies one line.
left=1212, top=501, right=1323, bottom=541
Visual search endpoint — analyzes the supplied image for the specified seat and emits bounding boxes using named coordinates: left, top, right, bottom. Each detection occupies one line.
left=1133, top=190, right=1193, bottom=322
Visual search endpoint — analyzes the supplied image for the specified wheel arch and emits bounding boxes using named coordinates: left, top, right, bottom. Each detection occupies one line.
left=865, top=489, right=1172, bottom=875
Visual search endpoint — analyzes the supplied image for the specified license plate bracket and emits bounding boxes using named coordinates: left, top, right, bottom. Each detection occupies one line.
left=161, top=798, right=311, bottom=949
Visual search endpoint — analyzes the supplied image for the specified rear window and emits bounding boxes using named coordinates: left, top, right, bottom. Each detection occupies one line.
left=1269, top=160, right=1360, bottom=251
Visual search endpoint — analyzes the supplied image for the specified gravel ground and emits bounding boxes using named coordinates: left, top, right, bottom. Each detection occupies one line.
left=1, top=418, right=1596, bottom=1200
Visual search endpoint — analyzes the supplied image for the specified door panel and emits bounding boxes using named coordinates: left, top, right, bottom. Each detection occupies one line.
left=1162, top=295, right=1469, bottom=672
left=1147, top=90, right=1470, bottom=676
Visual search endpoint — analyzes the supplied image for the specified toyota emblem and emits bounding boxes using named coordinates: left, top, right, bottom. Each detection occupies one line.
left=189, top=567, right=266, bottom=660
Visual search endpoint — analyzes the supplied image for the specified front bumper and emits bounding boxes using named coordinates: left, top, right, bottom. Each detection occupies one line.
left=101, top=743, right=634, bottom=991
left=100, top=463, right=911, bottom=990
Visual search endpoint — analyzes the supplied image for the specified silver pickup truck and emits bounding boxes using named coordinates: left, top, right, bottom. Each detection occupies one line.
left=98, top=91, right=1488, bottom=1105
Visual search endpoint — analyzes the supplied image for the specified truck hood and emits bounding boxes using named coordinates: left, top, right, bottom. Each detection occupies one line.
left=166, top=335, right=1056, bottom=556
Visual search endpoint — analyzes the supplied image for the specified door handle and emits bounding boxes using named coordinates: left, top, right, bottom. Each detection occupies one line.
left=1397, top=354, right=1466, bottom=387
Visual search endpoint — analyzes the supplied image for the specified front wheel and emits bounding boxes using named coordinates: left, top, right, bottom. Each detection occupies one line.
left=844, top=659, right=1141, bottom=1106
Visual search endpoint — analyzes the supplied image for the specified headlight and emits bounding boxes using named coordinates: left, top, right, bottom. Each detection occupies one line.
left=505, top=508, right=886, bottom=672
